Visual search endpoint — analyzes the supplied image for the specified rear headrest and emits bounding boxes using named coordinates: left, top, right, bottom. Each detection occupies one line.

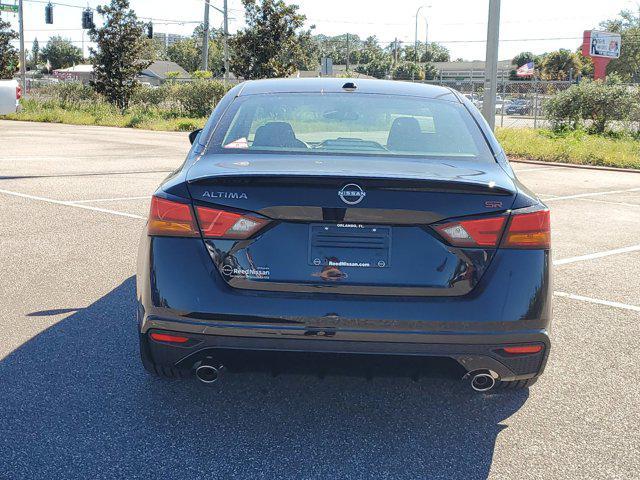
left=387, top=117, right=423, bottom=150
left=253, top=122, right=298, bottom=147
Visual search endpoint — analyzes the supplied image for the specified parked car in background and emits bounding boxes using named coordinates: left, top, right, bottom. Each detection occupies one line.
left=0, top=80, right=20, bottom=115
left=506, top=99, right=532, bottom=116
left=495, top=99, right=513, bottom=114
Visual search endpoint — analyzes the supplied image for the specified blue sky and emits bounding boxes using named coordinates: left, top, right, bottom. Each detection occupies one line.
left=2, top=0, right=637, bottom=60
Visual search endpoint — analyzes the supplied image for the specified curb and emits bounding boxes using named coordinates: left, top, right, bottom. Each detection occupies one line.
left=510, top=158, right=640, bottom=174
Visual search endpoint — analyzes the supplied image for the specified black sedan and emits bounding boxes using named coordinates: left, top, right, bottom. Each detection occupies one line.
left=137, top=78, right=551, bottom=392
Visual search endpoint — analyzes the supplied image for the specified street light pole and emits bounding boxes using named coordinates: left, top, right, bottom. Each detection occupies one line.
left=202, top=0, right=210, bottom=71
left=18, top=0, right=26, bottom=92
left=481, top=0, right=501, bottom=130
left=223, top=0, right=229, bottom=84
left=414, top=5, right=430, bottom=81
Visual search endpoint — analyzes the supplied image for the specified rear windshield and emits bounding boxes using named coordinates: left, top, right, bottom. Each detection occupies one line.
left=207, top=93, right=494, bottom=162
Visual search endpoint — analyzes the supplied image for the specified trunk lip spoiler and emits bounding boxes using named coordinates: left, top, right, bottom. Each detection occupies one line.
left=186, top=173, right=515, bottom=196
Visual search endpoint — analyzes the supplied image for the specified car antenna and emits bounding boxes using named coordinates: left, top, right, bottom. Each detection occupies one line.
left=341, top=81, right=357, bottom=90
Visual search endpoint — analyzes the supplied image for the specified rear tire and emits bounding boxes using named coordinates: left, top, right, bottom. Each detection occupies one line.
left=497, top=377, right=538, bottom=390
left=139, top=334, right=191, bottom=379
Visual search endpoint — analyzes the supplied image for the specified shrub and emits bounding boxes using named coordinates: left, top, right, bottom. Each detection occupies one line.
left=168, top=80, right=229, bottom=117
left=391, top=62, right=424, bottom=81
left=192, top=70, right=213, bottom=79
left=42, top=82, right=101, bottom=107
left=544, top=79, right=637, bottom=133
left=355, top=58, right=392, bottom=79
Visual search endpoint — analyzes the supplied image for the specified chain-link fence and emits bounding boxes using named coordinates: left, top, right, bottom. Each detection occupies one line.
left=422, top=79, right=574, bottom=129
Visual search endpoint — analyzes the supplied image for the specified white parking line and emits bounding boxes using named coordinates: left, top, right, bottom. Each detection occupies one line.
left=71, top=196, right=150, bottom=204
left=544, top=187, right=640, bottom=202
left=554, top=291, right=640, bottom=313
left=578, top=197, right=640, bottom=208
left=0, top=188, right=145, bottom=220
left=554, top=244, right=640, bottom=266
left=514, top=166, right=570, bottom=173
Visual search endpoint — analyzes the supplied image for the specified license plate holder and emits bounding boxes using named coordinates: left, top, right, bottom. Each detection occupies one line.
left=308, top=224, right=391, bottom=268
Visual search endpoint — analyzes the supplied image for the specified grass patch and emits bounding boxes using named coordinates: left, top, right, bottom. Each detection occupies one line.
left=2, top=98, right=207, bottom=132
left=497, top=128, right=640, bottom=169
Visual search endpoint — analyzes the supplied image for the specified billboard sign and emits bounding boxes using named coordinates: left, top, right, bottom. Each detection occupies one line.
left=589, top=30, right=621, bottom=59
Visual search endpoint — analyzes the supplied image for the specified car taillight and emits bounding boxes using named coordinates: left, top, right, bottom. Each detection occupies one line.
left=502, top=208, right=550, bottom=249
left=148, top=196, right=199, bottom=237
left=16, top=84, right=22, bottom=100
left=501, top=345, right=544, bottom=354
left=195, top=205, right=270, bottom=239
left=434, top=216, right=507, bottom=247
left=433, top=206, right=550, bottom=249
left=150, top=332, right=189, bottom=343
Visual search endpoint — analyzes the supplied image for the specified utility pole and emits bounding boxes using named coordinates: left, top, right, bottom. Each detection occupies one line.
left=202, top=0, right=210, bottom=71
left=223, top=0, right=229, bottom=84
left=345, top=33, right=350, bottom=72
left=481, top=0, right=501, bottom=130
left=393, top=37, right=398, bottom=66
left=18, top=0, right=26, bottom=92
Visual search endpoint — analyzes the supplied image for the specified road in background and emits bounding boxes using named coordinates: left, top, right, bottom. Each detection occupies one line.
left=1, top=121, right=639, bottom=479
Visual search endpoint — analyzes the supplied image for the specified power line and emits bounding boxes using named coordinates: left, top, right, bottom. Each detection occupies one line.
left=23, top=0, right=201, bottom=24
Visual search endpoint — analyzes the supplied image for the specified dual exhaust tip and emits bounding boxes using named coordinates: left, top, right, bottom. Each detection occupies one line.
left=466, top=370, right=499, bottom=392
left=194, top=357, right=225, bottom=384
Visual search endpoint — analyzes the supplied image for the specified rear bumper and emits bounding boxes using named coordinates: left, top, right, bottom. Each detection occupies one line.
left=137, top=236, right=552, bottom=381
left=142, top=324, right=550, bottom=381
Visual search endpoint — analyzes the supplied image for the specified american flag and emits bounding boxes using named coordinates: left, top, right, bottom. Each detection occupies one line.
left=516, top=62, right=535, bottom=77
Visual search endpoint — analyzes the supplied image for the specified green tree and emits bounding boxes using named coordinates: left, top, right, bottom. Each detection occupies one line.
left=230, top=0, right=308, bottom=79
left=140, top=37, right=167, bottom=63
left=315, top=33, right=363, bottom=65
left=167, top=38, right=200, bottom=72
left=0, top=17, right=19, bottom=78
left=402, top=42, right=450, bottom=63
left=422, top=42, right=450, bottom=63
left=392, top=61, right=424, bottom=81
left=31, top=37, right=40, bottom=68
left=540, top=49, right=582, bottom=80
left=601, top=9, right=640, bottom=81
left=41, top=36, right=83, bottom=71
left=89, top=0, right=151, bottom=110
left=167, top=35, right=223, bottom=74
left=292, top=28, right=320, bottom=71
left=358, top=35, right=384, bottom=64
left=355, top=56, right=392, bottom=79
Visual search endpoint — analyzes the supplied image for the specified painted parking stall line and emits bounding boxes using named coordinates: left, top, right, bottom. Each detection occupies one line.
left=71, top=196, right=150, bottom=204
left=554, top=291, right=640, bottom=313
left=0, top=188, right=146, bottom=220
left=554, top=244, right=640, bottom=266
left=544, top=187, right=640, bottom=202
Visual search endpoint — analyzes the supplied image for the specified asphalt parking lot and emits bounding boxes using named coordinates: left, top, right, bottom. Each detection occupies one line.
left=1, top=120, right=639, bottom=480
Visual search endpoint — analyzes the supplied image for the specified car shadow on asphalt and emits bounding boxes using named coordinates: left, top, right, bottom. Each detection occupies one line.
left=0, top=277, right=529, bottom=480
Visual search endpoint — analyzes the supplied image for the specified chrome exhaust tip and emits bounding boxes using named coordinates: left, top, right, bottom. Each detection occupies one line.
left=194, top=358, right=225, bottom=384
left=466, top=370, right=499, bottom=392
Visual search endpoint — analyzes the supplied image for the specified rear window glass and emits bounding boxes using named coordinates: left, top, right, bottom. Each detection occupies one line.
left=207, top=93, right=493, bottom=161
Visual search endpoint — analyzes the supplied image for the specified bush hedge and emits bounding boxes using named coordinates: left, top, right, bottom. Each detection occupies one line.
left=34, top=79, right=231, bottom=119
left=544, top=78, right=637, bottom=133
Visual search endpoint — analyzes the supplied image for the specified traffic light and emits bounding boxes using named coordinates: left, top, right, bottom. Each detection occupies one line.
left=45, top=3, right=53, bottom=24
left=82, top=8, right=94, bottom=29
left=146, top=22, right=153, bottom=39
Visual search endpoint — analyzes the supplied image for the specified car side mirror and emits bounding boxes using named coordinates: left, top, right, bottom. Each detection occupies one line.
left=189, top=128, right=203, bottom=145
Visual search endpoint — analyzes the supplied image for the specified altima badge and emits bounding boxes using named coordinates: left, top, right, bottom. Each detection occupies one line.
left=338, top=183, right=366, bottom=205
